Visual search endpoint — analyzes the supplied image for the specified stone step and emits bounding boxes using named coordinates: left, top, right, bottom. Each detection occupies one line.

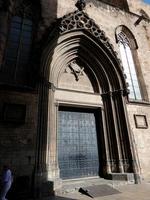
left=55, top=177, right=128, bottom=195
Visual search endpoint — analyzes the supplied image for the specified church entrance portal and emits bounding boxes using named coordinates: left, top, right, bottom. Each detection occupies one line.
left=58, top=107, right=101, bottom=179
left=36, top=9, right=141, bottom=185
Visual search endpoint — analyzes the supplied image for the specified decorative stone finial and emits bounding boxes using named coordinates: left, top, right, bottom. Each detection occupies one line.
left=75, top=0, right=86, bottom=11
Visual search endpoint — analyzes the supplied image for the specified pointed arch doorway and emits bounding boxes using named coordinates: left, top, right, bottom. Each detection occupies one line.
left=55, top=57, right=105, bottom=179
left=37, top=10, right=141, bottom=186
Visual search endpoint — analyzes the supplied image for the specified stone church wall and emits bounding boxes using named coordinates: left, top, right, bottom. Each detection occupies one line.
left=54, top=0, right=150, bottom=179
left=0, top=90, right=38, bottom=175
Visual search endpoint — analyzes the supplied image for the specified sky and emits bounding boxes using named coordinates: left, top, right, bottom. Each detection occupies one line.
left=143, top=0, right=150, bottom=4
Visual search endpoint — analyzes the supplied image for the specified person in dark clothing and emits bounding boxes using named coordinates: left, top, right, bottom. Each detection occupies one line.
left=0, top=165, right=13, bottom=200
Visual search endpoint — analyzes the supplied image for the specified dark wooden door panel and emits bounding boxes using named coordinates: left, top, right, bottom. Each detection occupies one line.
left=58, top=107, right=99, bottom=179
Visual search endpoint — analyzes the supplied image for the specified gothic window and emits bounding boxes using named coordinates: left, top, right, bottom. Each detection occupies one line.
left=2, top=0, right=33, bottom=85
left=116, top=27, right=143, bottom=101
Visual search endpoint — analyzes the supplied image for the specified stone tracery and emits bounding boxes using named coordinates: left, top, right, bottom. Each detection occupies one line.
left=59, top=10, right=116, bottom=56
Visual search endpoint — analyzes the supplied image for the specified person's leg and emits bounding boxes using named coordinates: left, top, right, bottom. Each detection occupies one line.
left=0, top=185, right=7, bottom=200
left=0, top=183, right=11, bottom=200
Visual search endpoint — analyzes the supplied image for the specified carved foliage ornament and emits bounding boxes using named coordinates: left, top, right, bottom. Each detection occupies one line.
left=59, top=10, right=115, bottom=56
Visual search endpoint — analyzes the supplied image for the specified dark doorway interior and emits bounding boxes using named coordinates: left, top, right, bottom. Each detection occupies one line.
left=58, top=106, right=102, bottom=179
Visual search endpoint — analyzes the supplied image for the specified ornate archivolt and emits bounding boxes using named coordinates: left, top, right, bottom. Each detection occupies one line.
left=59, top=10, right=117, bottom=57
left=42, top=5, right=129, bottom=96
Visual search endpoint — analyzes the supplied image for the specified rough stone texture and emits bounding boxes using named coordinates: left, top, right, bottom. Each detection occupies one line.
left=0, top=90, right=38, bottom=177
left=0, top=0, right=15, bottom=65
left=0, top=12, right=8, bottom=65
left=128, top=0, right=150, bottom=15
left=127, top=104, right=150, bottom=179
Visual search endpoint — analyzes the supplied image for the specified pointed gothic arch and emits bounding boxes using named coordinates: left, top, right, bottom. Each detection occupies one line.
left=115, top=25, right=148, bottom=101
left=36, top=9, right=141, bottom=186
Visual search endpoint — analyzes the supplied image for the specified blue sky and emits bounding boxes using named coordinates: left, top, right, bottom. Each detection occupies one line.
left=143, top=0, right=150, bottom=4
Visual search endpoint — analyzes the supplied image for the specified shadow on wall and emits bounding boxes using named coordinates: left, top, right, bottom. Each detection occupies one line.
left=31, top=0, right=58, bottom=85
left=31, top=0, right=60, bottom=198
left=7, top=177, right=76, bottom=200
left=7, top=176, right=30, bottom=200
left=2, top=0, right=59, bottom=199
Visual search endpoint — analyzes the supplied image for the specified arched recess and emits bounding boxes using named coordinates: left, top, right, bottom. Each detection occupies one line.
left=115, top=25, right=148, bottom=101
left=35, top=9, right=141, bottom=186
left=0, top=0, right=40, bottom=87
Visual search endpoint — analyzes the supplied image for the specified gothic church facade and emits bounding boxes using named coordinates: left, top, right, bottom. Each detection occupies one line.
left=0, top=0, right=150, bottom=197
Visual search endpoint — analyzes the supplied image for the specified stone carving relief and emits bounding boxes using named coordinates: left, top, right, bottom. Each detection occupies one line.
left=58, top=61, right=94, bottom=93
left=68, top=61, right=84, bottom=81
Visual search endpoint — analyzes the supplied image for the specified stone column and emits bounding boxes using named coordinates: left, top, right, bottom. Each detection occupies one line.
left=113, top=90, right=131, bottom=172
left=101, top=107, right=111, bottom=174
left=34, top=79, right=51, bottom=198
left=46, top=88, right=62, bottom=190
left=110, top=91, right=124, bottom=173
left=102, top=92, right=123, bottom=174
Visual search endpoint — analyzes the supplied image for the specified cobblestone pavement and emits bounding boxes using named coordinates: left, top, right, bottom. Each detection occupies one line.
left=39, top=181, right=150, bottom=200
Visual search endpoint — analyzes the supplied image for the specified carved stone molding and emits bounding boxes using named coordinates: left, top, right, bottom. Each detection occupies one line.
left=59, top=10, right=116, bottom=56
left=101, top=88, right=129, bottom=98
